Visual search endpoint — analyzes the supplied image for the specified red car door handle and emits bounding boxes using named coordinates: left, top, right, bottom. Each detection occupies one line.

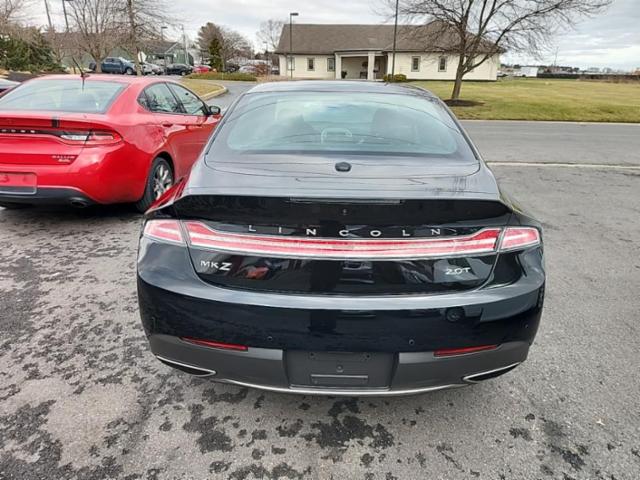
left=162, top=122, right=173, bottom=127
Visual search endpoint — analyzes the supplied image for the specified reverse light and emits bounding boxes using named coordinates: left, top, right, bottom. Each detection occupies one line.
left=143, top=219, right=185, bottom=245
left=180, top=337, right=248, bottom=351
left=434, top=345, right=498, bottom=357
left=184, top=222, right=502, bottom=260
left=499, top=227, right=541, bottom=251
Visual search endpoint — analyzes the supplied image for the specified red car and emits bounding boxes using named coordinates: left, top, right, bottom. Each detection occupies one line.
left=0, top=75, right=220, bottom=211
left=192, top=65, right=212, bottom=74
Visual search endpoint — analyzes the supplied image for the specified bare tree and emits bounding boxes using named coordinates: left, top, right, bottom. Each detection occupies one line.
left=124, top=0, right=172, bottom=75
left=1, top=0, right=32, bottom=34
left=388, top=0, right=611, bottom=100
left=66, top=0, right=126, bottom=72
left=256, top=19, right=284, bottom=52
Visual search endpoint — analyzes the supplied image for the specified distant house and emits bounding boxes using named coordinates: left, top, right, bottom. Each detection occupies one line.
left=519, top=66, right=540, bottom=77
left=141, top=40, right=194, bottom=66
left=275, top=22, right=500, bottom=81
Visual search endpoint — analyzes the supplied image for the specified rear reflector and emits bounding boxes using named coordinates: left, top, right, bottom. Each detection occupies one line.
left=500, top=227, right=541, bottom=251
left=184, top=222, right=502, bottom=260
left=434, top=344, right=498, bottom=357
left=143, top=219, right=185, bottom=245
left=180, top=337, right=248, bottom=351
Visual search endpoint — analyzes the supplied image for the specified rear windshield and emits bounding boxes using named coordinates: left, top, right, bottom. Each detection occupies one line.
left=0, top=79, right=125, bottom=113
left=211, top=91, right=474, bottom=158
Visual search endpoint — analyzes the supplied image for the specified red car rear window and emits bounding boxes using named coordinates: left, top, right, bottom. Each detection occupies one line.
left=0, top=79, right=125, bottom=114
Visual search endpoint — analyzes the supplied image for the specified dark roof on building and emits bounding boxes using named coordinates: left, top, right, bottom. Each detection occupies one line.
left=275, top=21, right=498, bottom=55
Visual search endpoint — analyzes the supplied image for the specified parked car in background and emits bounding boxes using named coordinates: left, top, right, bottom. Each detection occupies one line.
left=0, top=79, right=18, bottom=95
left=141, top=62, right=163, bottom=75
left=89, top=57, right=136, bottom=75
left=0, top=75, right=221, bottom=211
left=137, top=81, right=545, bottom=395
left=238, top=65, right=257, bottom=74
left=193, top=65, right=212, bottom=74
left=165, top=64, right=193, bottom=76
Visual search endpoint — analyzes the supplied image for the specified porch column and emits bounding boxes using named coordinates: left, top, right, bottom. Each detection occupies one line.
left=367, top=51, right=375, bottom=81
left=335, top=53, right=341, bottom=80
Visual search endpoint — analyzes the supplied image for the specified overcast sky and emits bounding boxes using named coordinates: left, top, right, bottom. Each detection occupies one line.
left=34, top=0, right=639, bottom=70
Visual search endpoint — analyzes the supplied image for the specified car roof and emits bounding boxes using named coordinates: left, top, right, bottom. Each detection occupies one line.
left=247, top=80, right=437, bottom=98
left=27, top=74, right=163, bottom=85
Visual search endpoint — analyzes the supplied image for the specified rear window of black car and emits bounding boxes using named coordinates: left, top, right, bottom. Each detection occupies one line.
left=211, top=91, right=475, bottom=158
left=0, top=79, right=125, bottom=114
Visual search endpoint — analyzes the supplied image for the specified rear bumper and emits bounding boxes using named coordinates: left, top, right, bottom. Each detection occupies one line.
left=0, top=143, right=149, bottom=204
left=137, top=239, right=544, bottom=395
left=0, top=187, right=96, bottom=207
left=150, top=334, right=529, bottom=396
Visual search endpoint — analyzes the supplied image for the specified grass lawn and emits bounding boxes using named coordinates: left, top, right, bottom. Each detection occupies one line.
left=180, top=79, right=225, bottom=98
left=411, top=78, right=640, bottom=123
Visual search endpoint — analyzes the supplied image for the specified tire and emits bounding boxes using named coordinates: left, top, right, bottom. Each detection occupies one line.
left=125, top=67, right=134, bottom=75
left=180, top=70, right=187, bottom=76
left=135, top=157, right=174, bottom=213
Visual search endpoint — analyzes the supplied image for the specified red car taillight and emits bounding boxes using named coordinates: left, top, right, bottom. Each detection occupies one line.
left=143, top=220, right=185, bottom=245
left=58, top=130, right=122, bottom=146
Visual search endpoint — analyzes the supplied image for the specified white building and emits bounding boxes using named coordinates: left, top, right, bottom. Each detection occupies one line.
left=275, top=22, right=500, bottom=81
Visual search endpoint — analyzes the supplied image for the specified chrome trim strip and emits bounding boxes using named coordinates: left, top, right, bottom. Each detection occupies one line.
left=155, top=355, right=217, bottom=377
left=221, top=379, right=466, bottom=397
left=462, top=362, right=521, bottom=383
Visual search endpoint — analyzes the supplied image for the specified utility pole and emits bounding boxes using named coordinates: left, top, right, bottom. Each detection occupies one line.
left=126, top=0, right=142, bottom=75
left=62, top=0, right=71, bottom=32
left=289, top=12, right=298, bottom=79
left=181, top=25, right=188, bottom=65
left=43, top=0, right=53, bottom=31
left=391, top=0, right=399, bottom=81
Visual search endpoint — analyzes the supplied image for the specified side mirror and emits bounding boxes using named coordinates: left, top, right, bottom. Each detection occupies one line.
left=207, top=105, right=221, bottom=116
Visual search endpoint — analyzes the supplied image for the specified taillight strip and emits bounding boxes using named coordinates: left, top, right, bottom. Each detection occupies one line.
left=184, top=221, right=501, bottom=260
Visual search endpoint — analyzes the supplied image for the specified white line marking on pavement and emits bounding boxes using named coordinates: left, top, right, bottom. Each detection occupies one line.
left=487, top=162, right=640, bottom=170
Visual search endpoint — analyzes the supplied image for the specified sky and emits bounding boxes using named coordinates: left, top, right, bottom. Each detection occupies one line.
left=30, top=0, right=640, bottom=71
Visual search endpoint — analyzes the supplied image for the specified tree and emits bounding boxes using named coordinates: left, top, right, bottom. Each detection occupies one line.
left=0, top=28, right=58, bottom=71
left=208, top=36, right=223, bottom=71
left=389, top=0, right=611, bottom=100
left=123, top=0, right=172, bottom=75
left=256, top=19, right=284, bottom=52
left=196, top=22, right=251, bottom=70
left=1, top=0, right=32, bottom=34
left=66, top=0, right=126, bottom=72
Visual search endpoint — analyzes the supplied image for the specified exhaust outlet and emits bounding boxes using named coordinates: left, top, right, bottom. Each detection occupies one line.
left=155, top=355, right=217, bottom=377
left=70, top=198, right=90, bottom=208
left=463, top=362, right=521, bottom=383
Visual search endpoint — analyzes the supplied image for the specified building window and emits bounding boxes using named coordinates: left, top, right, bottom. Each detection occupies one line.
left=287, top=56, right=295, bottom=71
left=411, top=56, right=420, bottom=72
left=307, top=58, right=315, bottom=71
left=327, top=57, right=335, bottom=72
left=438, top=56, right=447, bottom=72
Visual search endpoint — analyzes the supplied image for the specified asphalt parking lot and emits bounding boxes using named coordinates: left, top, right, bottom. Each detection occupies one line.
left=1, top=118, right=639, bottom=479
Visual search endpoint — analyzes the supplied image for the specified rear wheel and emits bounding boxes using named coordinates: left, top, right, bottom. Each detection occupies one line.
left=125, top=67, right=134, bottom=75
left=135, top=157, right=173, bottom=213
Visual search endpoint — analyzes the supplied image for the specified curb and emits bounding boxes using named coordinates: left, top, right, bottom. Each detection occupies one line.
left=200, top=85, right=227, bottom=100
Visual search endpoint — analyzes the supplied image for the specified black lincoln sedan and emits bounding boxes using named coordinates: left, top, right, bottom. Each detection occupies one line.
left=137, top=81, right=545, bottom=396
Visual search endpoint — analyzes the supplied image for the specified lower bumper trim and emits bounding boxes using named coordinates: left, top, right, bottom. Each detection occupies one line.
left=222, top=379, right=466, bottom=397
